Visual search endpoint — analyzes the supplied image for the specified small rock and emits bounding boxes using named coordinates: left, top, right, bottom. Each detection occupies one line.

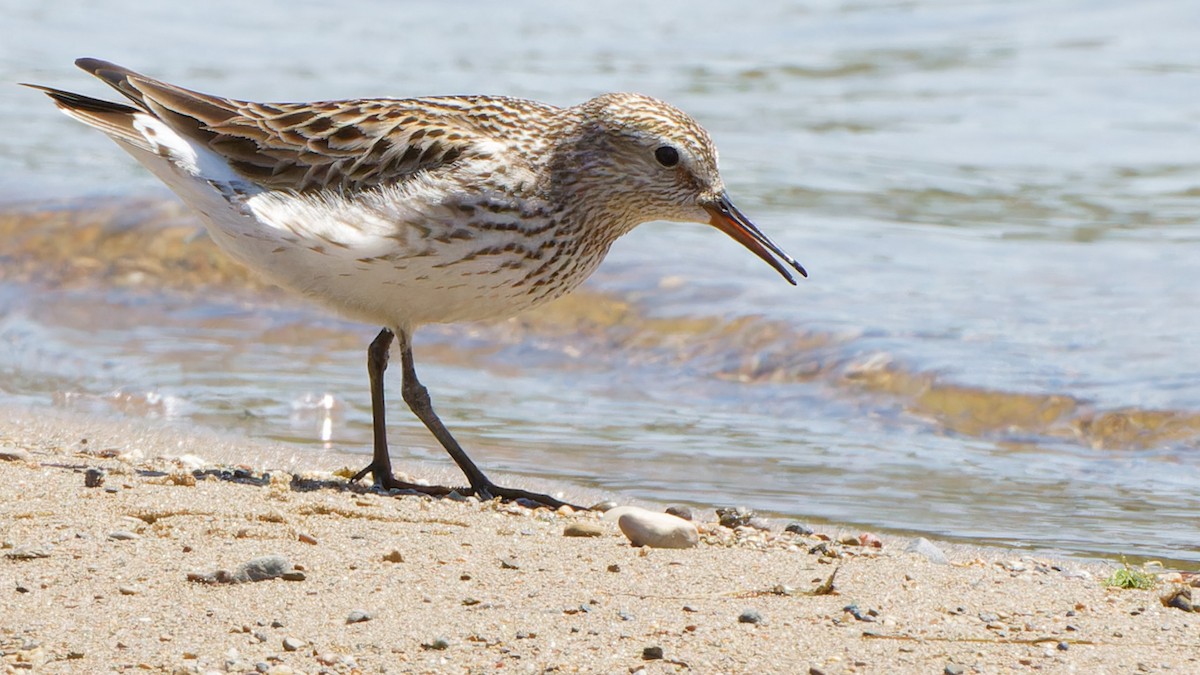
left=424, top=637, right=450, bottom=650
left=563, top=522, right=605, bottom=538
left=838, top=533, right=861, bottom=546
left=906, top=537, right=949, bottom=565
left=843, top=604, right=876, bottom=622
left=189, top=554, right=294, bottom=584
left=618, top=509, right=698, bottom=549
left=346, top=610, right=371, bottom=624
left=784, top=522, right=815, bottom=535
left=642, top=646, right=664, bottom=660
left=5, top=547, right=50, bottom=560
left=0, top=446, right=32, bottom=462
left=664, top=506, right=693, bottom=521
left=108, top=531, right=140, bottom=541
left=297, top=532, right=318, bottom=545
left=716, top=506, right=755, bottom=529
left=738, top=609, right=762, bottom=624
left=1057, top=641, right=1070, bottom=651
left=590, top=501, right=618, bottom=512
left=978, top=612, right=999, bottom=623
left=607, top=564, right=621, bottom=573
left=84, top=468, right=106, bottom=487
left=499, top=558, right=520, bottom=570
left=746, top=517, right=772, bottom=531
left=600, top=505, right=643, bottom=522
left=382, top=549, right=404, bottom=563
left=282, top=637, right=304, bottom=652
left=117, top=585, right=138, bottom=596
left=945, top=664, right=965, bottom=675
left=1162, top=586, right=1195, bottom=612
left=858, top=532, right=883, bottom=548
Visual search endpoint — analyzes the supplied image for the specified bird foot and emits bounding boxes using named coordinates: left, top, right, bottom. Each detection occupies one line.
left=349, top=464, right=580, bottom=509
left=469, top=481, right=584, bottom=511
left=349, top=463, right=454, bottom=496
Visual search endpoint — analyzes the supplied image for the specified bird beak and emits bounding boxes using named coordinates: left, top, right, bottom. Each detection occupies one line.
left=704, top=193, right=807, bottom=285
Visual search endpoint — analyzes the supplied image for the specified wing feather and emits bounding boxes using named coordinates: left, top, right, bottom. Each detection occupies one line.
left=69, top=58, right=496, bottom=193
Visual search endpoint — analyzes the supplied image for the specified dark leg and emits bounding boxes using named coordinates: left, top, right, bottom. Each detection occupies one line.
left=350, top=328, right=450, bottom=495
left=394, top=329, right=577, bottom=509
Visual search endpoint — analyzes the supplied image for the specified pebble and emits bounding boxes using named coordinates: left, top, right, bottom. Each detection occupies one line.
left=108, top=531, right=140, bottom=541
left=1162, top=586, right=1194, bottom=612
left=600, top=506, right=642, bottom=522
left=590, top=501, right=618, bottom=512
left=117, top=585, right=138, bottom=596
left=785, top=522, right=815, bottom=536
left=84, top=468, right=106, bottom=487
left=906, top=537, right=949, bottom=565
left=282, top=637, right=304, bottom=652
left=563, top=521, right=605, bottom=538
left=618, top=509, right=699, bottom=549
left=843, top=604, right=877, bottom=622
left=382, top=549, right=405, bottom=563
left=738, top=609, right=762, bottom=624
left=426, top=637, right=450, bottom=650
left=346, top=609, right=372, bottom=624
left=188, top=554, right=294, bottom=584
left=5, top=547, right=50, bottom=560
left=297, top=532, right=318, bottom=545
left=0, top=446, right=32, bottom=462
left=716, top=506, right=755, bottom=529
left=664, top=506, right=693, bottom=521
left=642, top=646, right=664, bottom=660
left=499, top=558, right=521, bottom=570
left=945, top=664, right=965, bottom=675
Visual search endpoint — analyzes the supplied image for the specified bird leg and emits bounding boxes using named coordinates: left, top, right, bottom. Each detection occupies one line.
left=351, top=327, right=578, bottom=510
left=394, top=329, right=578, bottom=509
left=350, top=328, right=451, bottom=496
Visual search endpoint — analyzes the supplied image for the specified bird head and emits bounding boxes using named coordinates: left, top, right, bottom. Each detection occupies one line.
left=561, top=93, right=806, bottom=284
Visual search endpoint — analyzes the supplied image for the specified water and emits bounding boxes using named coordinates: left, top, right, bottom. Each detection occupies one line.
left=2, top=0, right=1199, bottom=565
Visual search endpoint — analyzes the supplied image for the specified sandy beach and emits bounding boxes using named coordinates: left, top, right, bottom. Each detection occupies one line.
left=1, top=406, right=1196, bottom=674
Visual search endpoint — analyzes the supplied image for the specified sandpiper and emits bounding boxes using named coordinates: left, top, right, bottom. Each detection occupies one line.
left=28, top=59, right=806, bottom=508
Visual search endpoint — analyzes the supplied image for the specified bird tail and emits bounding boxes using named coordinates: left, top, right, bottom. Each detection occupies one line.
left=21, top=82, right=154, bottom=152
left=24, top=58, right=240, bottom=154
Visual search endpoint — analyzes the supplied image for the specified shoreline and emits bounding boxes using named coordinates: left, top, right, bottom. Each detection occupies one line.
left=2, top=405, right=1197, bottom=673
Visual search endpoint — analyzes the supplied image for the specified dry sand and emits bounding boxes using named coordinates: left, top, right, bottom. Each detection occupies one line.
left=1, top=406, right=1196, bottom=674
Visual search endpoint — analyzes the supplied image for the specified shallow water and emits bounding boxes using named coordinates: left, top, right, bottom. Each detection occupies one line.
left=1, top=0, right=1199, bottom=565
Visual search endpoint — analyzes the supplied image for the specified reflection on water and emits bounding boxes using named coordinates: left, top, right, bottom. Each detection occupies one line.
left=0, top=0, right=1198, bottom=565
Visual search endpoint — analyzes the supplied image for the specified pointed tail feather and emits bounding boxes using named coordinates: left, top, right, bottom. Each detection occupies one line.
left=21, top=83, right=153, bottom=152
left=74, top=57, right=238, bottom=135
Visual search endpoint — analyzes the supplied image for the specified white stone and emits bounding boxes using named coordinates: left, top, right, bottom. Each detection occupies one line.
left=617, top=509, right=699, bottom=549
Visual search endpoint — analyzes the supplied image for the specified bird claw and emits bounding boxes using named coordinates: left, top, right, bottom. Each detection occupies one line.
left=469, top=481, right=584, bottom=511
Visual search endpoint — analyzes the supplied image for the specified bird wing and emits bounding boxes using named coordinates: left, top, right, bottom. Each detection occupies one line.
left=58, top=58, right=493, bottom=193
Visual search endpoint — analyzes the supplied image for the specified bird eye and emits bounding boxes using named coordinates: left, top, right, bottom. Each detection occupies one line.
left=654, top=146, right=680, bottom=168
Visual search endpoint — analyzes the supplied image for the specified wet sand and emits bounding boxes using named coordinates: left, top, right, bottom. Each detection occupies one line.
left=1, top=406, right=1196, bottom=674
